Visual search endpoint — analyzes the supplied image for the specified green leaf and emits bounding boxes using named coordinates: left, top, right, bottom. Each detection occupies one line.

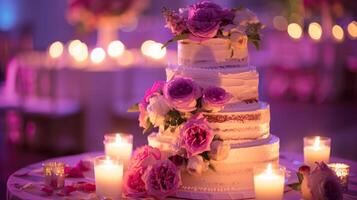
left=165, top=110, right=186, bottom=127
left=208, top=164, right=216, bottom=172
left=143, top=119, right=154, bottom=134
left=127, top=103, right=139, bottom=112
left=162, top=33, right=189, bottom=49
left=297, top=172, right=304, bottom=183
left=200, top=151, right=210, bottom=161
left=288, top=182, right=301, bottom=191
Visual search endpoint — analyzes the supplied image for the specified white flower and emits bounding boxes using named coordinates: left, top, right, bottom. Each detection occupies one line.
left=147, top=95, right=170, bottom=127
left=208, top=140, right=230, bottom=161
left=301, top=163, right=343, bottom=200
left=186, top=155, right=209, bottom=176
left=233, top=8, right=259, bottom=27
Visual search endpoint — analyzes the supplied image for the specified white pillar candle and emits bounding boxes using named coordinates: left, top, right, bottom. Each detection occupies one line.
left=304, top=136, right=331, bottom=166
left=254, top=163, right=285, bottom=200
left=104, top=133, right=133, bottom=169
left=94, top=156, right=123, bottom=199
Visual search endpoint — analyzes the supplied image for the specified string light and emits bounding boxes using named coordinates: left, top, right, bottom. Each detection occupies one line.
left=332, top=25, right=344, bottom=42
left=347, top=21, right=357, bottom=39
left=308, top=22, right=322, bottom=41
left=48, top=41, right=64, bottom=59
left=287, top=23, right=303, bottom=40
left=107, top=40, right=125, bottom=58
left=90, top=47, right=106, bottom=64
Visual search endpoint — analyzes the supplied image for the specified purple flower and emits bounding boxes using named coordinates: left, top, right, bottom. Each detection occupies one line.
left=187, top=1, right=234, bottom=39
left=123, top=167, right=147, bottom=198
left=202, top=86, right=232, bottom=112
left=163, top=8, right=187, bottom=35
left=164, top=77, right=201, bottom=112
left=143, top=160, right=181, bottom=200
left=180, top=114, right=214, bottom=157
left=130, top=145, right=161, bottom=169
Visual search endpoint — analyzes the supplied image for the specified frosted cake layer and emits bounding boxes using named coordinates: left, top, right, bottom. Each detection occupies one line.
left=178, top=38, right=248, bottom=66
left=177, top=135, right=279, bottom=199
left=166, top=66, right=259, bottom=104
left=203, top=102, right=270, bottom=144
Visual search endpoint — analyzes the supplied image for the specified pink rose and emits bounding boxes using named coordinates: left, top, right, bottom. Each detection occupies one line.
left=180, top=114, right=214, bottom=157
left=139, top=81, right=165, bottom=129
left=187, top=1, right=234, bottom=39
left=141, top=81, right=165, bottom=108
left=130, top=145, right=161, bottom=168
left=143, top=160, right=181, bottom=200
left=123, top=167, right=147, bottom=198
left=138, top=103, right=149, bottom=129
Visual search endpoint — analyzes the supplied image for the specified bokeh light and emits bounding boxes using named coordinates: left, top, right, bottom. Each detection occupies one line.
left=48, top=41, right=64, bottom=59
left=141, top=40, right=167, bottom=59
left=332, top=25, right=344, bottom=42
left=141, top=40, right=157, bottom=57
left=308, top=22, right=322, bottom=41
left=90, top=47, right=106, bottom=64
left=107, top=40, right=125, bottom=58
left=287, top=23, right=303, bottom=40
left=347, top=21, right=357, bottom=39
left=273, top=16, right=288, bottom=31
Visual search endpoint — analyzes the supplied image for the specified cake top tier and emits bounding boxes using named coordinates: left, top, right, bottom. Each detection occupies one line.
left=162, top=1, right=263, bottom=66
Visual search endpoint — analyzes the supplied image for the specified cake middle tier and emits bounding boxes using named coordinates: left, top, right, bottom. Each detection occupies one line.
left=166, top=65, right=259, bottom=104
left=204, top=102, right=270, bottom=144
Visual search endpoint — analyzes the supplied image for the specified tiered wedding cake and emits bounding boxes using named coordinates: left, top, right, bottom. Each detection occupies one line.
left=125, top=2, right=279, bottom=199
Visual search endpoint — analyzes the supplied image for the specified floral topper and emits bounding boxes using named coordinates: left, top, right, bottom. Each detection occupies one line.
left=162, top=1, right=263, bottom=49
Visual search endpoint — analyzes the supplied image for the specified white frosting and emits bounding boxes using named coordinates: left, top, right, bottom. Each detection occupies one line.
left=166, top=66, right=259, bottom=104
left=176, top=135, right=280, bottom=199
left=178, top=38, right=248, bottom=66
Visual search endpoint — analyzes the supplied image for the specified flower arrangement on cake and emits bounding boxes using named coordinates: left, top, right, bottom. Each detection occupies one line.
left=67, top=0, right=148, bottom=47
left=162, top=1, right=263, bottom=49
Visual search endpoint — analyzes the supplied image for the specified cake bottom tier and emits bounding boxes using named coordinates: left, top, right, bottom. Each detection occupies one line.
left=175, top=135, right=280, bottom=200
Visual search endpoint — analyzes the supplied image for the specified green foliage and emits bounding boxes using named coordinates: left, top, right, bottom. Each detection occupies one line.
left=127, top=103, right=139, bottom=112
left=164, top=110, right=186, bottom=130
left=287, top=172, right=304, bottom=191
left=162, top=33, right=189, bottom=48
left=143, top=119, right=154, bottom=134
left=246, top=23, right=263, bottom=50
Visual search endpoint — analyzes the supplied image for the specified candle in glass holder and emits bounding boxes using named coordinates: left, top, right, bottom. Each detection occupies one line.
left=304, top=136, right=331, bottom=166
left=94, top=156, right=123, bottom=199
left=254, top=163, right=285, bottom=200
left=43, top=162, right=65, bottom=188
left=104, top=133, right=133, bottom=168
left=328, top=163, right=350, bottom=190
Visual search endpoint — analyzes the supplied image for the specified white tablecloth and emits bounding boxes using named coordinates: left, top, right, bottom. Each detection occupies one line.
left=7, top=151, right=357, bottom=200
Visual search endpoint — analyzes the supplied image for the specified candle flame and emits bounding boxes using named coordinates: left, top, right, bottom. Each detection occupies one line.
left=313, top=136, right=320, bottom=149
left=266, top=163, right=273, bottom=175
left=115, top=134, right=122, bottom=144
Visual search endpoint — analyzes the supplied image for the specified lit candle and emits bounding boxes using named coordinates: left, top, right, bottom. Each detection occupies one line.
left=94, top=156, right=123, bottom=199
left=328, top=163, right=350, bottom=190
left=104, top=133, right=133, bottom=169
left=304, top=136, right=331, bottom=166
left=254, top=163, right=285, bottom=200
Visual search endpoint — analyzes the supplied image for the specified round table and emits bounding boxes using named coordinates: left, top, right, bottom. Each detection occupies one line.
left=7, top=152, right=357, bottom=200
